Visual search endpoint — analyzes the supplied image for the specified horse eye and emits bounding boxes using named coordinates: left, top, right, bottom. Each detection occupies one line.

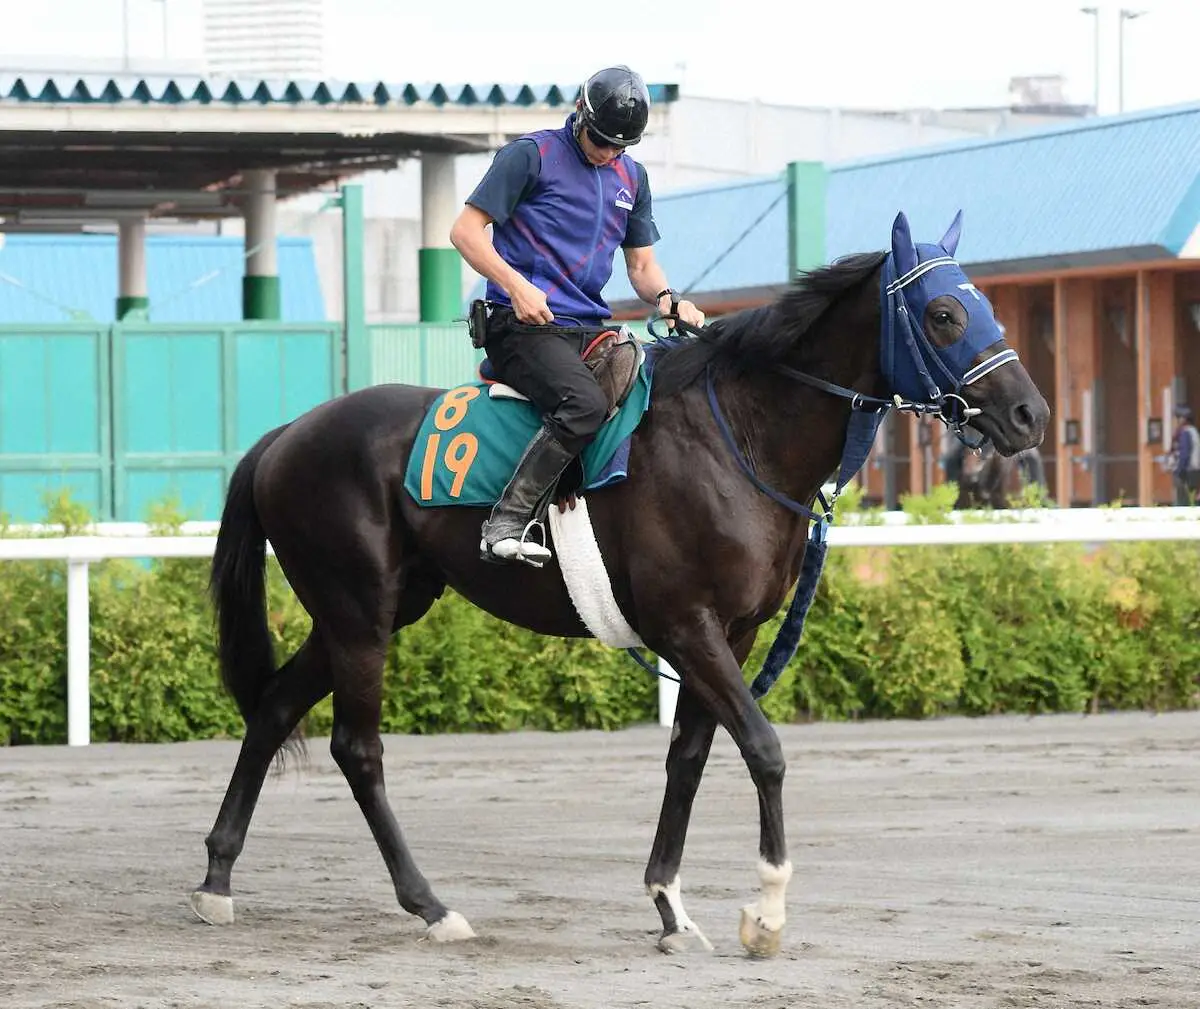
left=935, top=311, right=952, bottom=325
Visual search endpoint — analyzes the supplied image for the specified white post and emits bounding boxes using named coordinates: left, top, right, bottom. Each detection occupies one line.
left=658, top=659, right=679, bottom=727
left=418, top=152, right=459, bottom=322
left=243, top=169, right=280, bottom=320
left=67, top=560, right=90, bottom=746
left=420, top=153, right=457, bottom=248
left=244, top=169, right=279, bottom=278
left=117, top=215, right=148, bottom=320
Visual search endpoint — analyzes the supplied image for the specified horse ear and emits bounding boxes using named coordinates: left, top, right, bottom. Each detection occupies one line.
left=940, top=209, right=964, bottom=257
left=891, top=211, right=917, bottom=277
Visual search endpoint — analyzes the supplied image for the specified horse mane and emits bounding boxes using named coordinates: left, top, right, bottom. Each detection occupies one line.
left=648, top=251, right=888, bottom=397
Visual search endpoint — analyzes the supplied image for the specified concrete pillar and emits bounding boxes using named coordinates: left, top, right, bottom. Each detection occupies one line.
left=116, top=215, right=149, bottom=320
left=1138, top=270, right=1179, bottom=505
left=989, top=285, right=1025, bottom=360
left=908, top=413, right=932, bottom=496
left=243, top=168, right=281, bottom=320
left=419, top=152, right=460, bottom=322
left=862, top=414, right=887, bottom=505
left=1061, top=278, right=1100, bottom=504
left=341, top=184, right=371, bottom=392
left=1052, top=279, right=1071, bottom=508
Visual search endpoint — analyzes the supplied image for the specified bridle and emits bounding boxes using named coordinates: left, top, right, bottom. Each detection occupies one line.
left=646, top=252, right=1023, bottom=530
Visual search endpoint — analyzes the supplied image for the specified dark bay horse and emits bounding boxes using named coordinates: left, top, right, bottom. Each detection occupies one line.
left=189, top=211, right=1050, bottom=956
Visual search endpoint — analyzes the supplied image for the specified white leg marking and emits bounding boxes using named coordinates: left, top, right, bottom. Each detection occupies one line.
left=648, top=875, right=714, bottom=951
left=748, top=858, right=793, bottom=931
left=738, top=859, right=793, bottom=956
left=425, top=910, right=477, bottom=942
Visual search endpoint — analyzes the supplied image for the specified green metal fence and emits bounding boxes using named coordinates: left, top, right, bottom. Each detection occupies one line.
left=112, top=322, right=343, bottom=521
left=0, top=322, right=341, bottom=522
left=0, top=323, right=112, bottom=521
left=367, top=321, right=482, bottom=389
left=0, top=317, right=659, bottom=523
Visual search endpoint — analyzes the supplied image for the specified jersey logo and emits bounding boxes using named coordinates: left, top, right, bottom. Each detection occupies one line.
left=614, top=186, right=633, bottom=211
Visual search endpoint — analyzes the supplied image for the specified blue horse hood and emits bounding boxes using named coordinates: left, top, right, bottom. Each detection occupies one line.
left=881, top=210, right=1009, bottom=404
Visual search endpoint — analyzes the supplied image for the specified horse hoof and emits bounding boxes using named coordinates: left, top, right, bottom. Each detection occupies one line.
left=738, top=906, right=783, bottom=958
left=426, top=910, right=476, bottom=942
left=657, top=927, right=714, bottom=955
left=189, top=890, right=234, bottom=926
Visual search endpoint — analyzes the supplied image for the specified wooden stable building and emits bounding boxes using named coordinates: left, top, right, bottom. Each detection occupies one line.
left=606, top=102, right=1200, bottom=507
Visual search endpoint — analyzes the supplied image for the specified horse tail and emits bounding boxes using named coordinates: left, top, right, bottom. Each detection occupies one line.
left=210, top=424, right=289, bottom=723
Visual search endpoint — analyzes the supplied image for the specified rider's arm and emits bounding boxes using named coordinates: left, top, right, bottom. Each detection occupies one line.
left=450, top=140, right=553, bottom=322
left=450, top=205, right=532, bottom=302
left=621, top=162, right=666, bottom=305
left=623, top=246, right=670, bottom=306
left=621, top=164, right=704, bottom=327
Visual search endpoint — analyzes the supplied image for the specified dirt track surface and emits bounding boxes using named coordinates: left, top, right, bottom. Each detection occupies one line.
left=1, top=712, right=1198, bottom=1009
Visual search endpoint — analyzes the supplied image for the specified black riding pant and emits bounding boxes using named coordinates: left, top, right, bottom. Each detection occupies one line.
left=483, top=310, right=609, bottom=456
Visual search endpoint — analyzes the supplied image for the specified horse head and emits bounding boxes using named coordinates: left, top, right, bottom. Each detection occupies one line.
left=886, top=210, right=1049, bottom=456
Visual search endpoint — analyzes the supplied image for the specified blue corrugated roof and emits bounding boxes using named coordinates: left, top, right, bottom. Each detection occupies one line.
left=603, top=101, right=1200, bottom=308
left=0, top=234, right=325, bottom=322
left=827, top=102, right=1200, bottom=272
left=0, top=73, right=678, bottom=108
left=602, top=174, right=788, bottom=307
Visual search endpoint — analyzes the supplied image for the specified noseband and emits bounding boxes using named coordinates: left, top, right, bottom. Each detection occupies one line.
left=882, top=254, right=1020, bottom=450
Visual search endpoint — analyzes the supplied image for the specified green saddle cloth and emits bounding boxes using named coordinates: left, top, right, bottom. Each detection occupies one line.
left=404, top=366, right=652, bottom=508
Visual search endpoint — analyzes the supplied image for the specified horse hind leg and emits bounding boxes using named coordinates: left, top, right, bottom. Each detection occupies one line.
left=190, top=634, right=332, bottom=925
left=327, top=576, right=475, bottom=942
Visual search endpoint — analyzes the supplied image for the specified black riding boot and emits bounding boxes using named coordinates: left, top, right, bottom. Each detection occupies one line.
left=479, top=424, right=577, bottom=567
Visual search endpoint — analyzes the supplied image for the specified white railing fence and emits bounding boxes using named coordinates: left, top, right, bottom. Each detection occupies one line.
left=3, top=508, right=1200, bottom=745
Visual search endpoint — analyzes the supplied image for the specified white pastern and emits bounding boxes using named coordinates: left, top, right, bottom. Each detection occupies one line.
left=648, top=875, right=714, bottom=950
left=744, top=858, right=793, bottom=932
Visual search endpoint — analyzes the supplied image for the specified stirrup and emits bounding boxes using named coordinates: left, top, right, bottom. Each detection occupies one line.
left=480, top=519, right=553, bottom=568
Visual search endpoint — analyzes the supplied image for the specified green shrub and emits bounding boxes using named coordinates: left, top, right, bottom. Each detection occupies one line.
left=1, top=490, right=1197, bottom=744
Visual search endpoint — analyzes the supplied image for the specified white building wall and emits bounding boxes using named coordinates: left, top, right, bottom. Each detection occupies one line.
left=203, top=0, right=325, bottom=79
left=278, top=94, right=1083, bottom=322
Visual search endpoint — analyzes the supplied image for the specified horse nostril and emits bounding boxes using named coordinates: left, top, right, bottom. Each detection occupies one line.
left=1011, top=402, right=1035, bottom=434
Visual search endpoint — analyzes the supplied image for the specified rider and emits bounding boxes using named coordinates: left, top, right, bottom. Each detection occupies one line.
left=449, top=64, right=705, bottom=566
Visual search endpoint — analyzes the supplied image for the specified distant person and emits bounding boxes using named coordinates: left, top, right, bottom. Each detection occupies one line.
left=1168, top=405, right=1200, bottom=505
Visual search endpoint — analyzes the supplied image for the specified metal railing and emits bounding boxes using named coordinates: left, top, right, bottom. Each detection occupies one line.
left=4, top=507, right=1200, bottom=744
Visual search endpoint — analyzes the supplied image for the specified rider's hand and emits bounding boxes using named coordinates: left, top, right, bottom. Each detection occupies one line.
left=511, top=280, right=554, bottom=325
left=676, top=299, right=705, bottom=329
left=656, top=292, right=705, bottom=330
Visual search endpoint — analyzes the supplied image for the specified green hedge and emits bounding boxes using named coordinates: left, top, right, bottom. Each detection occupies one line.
left=1, top=487, right=1198, bottom=745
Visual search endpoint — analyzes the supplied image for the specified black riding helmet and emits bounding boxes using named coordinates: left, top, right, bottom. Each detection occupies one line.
left=576, top=65, right=650, bottom=147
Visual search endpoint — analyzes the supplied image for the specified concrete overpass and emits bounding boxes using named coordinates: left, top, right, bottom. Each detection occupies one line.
left=0, top=73, right=677, bottom=320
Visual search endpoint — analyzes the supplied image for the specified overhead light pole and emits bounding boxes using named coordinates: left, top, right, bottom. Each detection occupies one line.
left=121, top=0, right=130, bottom=71
left=1118, top=8, right=1147, bottom=113
left=1079, top=6, right=1100, bottom=114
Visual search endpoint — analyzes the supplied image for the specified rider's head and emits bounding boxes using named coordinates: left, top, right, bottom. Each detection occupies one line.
left=574, top=66, right=650, bottom=163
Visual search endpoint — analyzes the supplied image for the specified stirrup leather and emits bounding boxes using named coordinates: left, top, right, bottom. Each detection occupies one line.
left=478, top=424, right=575, bottom=569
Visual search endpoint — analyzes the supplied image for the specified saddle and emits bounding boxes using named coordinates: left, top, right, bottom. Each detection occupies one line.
left=581, top=327, right=646, bottom=419
left=477, top=318, right=645, bottom=420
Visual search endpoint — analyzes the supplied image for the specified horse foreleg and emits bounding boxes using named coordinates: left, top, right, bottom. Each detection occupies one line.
left=644, top=684, right=718, bottom=954
left=657, top=620, right=791, bottom=958
left=644, top=630, right=758, bottom=954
